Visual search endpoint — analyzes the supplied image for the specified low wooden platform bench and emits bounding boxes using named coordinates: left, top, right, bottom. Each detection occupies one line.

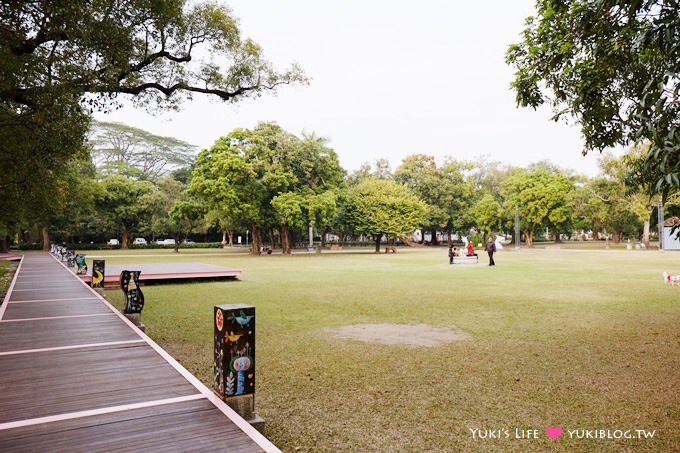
left=385, top=246, right=397, bottom=253
left=452, top=255, right=478, bottom=264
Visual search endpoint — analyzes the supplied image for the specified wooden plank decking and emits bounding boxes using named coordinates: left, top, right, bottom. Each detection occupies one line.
left=0, top=253, right=279, bottom=452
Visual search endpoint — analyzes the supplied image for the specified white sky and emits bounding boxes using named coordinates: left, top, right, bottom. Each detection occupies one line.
left=95, top=0, right=620, bottom=176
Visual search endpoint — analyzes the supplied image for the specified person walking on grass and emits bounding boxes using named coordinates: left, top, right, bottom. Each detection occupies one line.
left=485, top=237, right=496, bottom=266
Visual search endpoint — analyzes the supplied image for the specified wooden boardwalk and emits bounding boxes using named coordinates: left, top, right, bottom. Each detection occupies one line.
left=0, top=253, right=279, bottom=452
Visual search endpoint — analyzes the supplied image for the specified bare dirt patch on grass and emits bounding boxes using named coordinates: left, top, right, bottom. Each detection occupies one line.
left=326, top=323, right=470, bottom=346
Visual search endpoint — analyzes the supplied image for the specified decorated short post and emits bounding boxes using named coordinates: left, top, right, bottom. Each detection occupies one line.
left=76, top=254, right=88, bottom=275
left=213, top=303, right=264, bottom=431
left=120, top=270, right=145, bottom=331
left=92, top=259, right=105, bottom=289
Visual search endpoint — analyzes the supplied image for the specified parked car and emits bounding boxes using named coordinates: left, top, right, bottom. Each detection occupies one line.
left=182, top=239, right=195, bottom=244
left=107, top=239, right=119, bottom=246
left=133, top=238, right=147, bottom=245
left=155, top=238, right=176, bottom=245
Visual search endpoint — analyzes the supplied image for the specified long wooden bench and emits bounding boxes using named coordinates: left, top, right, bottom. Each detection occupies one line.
left=452, top=255, right=478, bottom=264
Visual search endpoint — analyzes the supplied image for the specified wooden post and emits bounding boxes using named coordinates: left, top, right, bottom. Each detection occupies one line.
left=213, top=303, right=264, bottom=432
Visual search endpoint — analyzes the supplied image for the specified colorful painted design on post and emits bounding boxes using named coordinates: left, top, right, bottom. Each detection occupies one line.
left=120, top=270, right=144, bottom=314
left=91, top=259, right=105, bottom=288
left=76, top=254, right=88, bottom=275
left=213, top=305, right=255, bottom=398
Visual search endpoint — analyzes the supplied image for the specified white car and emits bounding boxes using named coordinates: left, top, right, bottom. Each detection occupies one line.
left=133, top=238, right=147, bottom=245
left=107, top=239, right=119, bottom=246
left=156, top=238, right=175, bottom=245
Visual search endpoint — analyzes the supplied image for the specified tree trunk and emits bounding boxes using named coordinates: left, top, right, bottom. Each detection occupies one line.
left=228, top=230, right=234, bottom=246
left=250, top=223, right=261, bottom=255
left=221, top=230, right=227, bottom=246
left=0, top=237, right=8, bottom=254
left=281, top=225, right=291, bottom=254
left=320, top=228, right=328, bottom=249
left=642, top=219, right=650, bottom=249
left=374, top=235, right=381, bottom=253
left=42, top=226, right=50, bottom=251
left=121, top=225, right=130, bottom=249
left=525, top=230, right=534, bottom=247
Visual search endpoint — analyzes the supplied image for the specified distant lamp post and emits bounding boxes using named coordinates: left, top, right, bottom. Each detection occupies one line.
left=658, top=196, right=664, bottom=251
left=245, top=229, right=249, bottom=246
left=514, top=205, right=520, bottom=250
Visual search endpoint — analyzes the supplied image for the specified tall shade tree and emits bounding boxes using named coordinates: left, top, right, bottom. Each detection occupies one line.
left=271, top=192, right=305, bottom=254
left=167, top=199, right=205, bottom=252
left=0, top=1, right=306, bottom=112
left=506, top=0, right=679, bottom=196
left=0, top=99, right=89, bottom=250
left=190, top=123, right=343, bottom=254
left=346, top=158, right=393, bottom=186
left=501, top=168, right=575, bottom=246
left=571, top=175, right=643, bottom=245
left=0, top=0, right=305, bottom=232
left=89, top=121, right=196, bottom=180
left=472, top=193, right=504, bottom=238
left=439, top=158, right=475, bottom=242
left=344, top=178, right=427, bottom=252
left=142, top=175, right=205, bottom=250
left=394, top=154, right=447, bottom=244
left=602, top=149, right=657, bottom=246
left=95, top=175, right=155, bottom=249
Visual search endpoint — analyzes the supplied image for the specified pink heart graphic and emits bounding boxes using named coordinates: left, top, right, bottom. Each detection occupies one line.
left=546, top=426, right=563, bottom=440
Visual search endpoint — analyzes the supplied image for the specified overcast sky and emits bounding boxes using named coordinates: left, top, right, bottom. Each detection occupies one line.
left=95, top=0, right=621, bottom=176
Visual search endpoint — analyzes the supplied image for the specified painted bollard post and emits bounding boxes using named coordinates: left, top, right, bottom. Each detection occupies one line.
left=120, top=270, right=145, bottom=331
left=91, top=260, right=105, bottom=288
left=75, top=254, right=88, bottom=275
left=213, top=304, right=264, bottom=430
left=120, top=270, right=144, bottom=314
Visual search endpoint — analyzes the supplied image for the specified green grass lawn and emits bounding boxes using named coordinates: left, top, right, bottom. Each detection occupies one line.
left=0, top=261, right=15, bottom=299
left=101, top=246, right=679, bottom=452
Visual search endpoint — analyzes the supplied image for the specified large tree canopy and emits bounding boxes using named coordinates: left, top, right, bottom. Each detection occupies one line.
left=506, top=0, right=679, bottom=196
left=0, top=0, right=305, bottom=239
left=0, top=0, right=306, bottom=111
left=89, top=121, right=197, bottom=180
left=500, top=167, right=575, bottom=246
left=190, top=122, right=344, bottom=254
left=345, top=178, right=427, bottom=252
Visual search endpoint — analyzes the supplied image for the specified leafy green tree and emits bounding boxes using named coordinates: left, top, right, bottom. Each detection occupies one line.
left=44, top=156, right=99, bottom=248
left=506, top=0, right=679, bottom=196
left=0, top=1, right=306, bottom=232
left=89, top=121, right=196, bottom=180
left=0, top=99, right=90, bottom=251
left=501, top=168, right=575, bottom=246
left=394, top=155, right=445, bottom=244
left=95, top=175, right=154, bottom=248
left=439, top=158, right=475, bottom=242
left=344, top=178, right=427, bottom=252
left=191, top=123, right=343, bottom=254
left=602, top=150, right=656, bottom=245
left=271, top=192, right=305, bottom=254
left=190, top=134, right=262, bottom=254
left=1, top=1, right=306, bottom=112
left=573, top=175, right=643, bottom=245
left=346, top=158, right=393, bottom=186
left=167, top=199, right=205, bottom=252
left=472, top=193, right=504, bottom=238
